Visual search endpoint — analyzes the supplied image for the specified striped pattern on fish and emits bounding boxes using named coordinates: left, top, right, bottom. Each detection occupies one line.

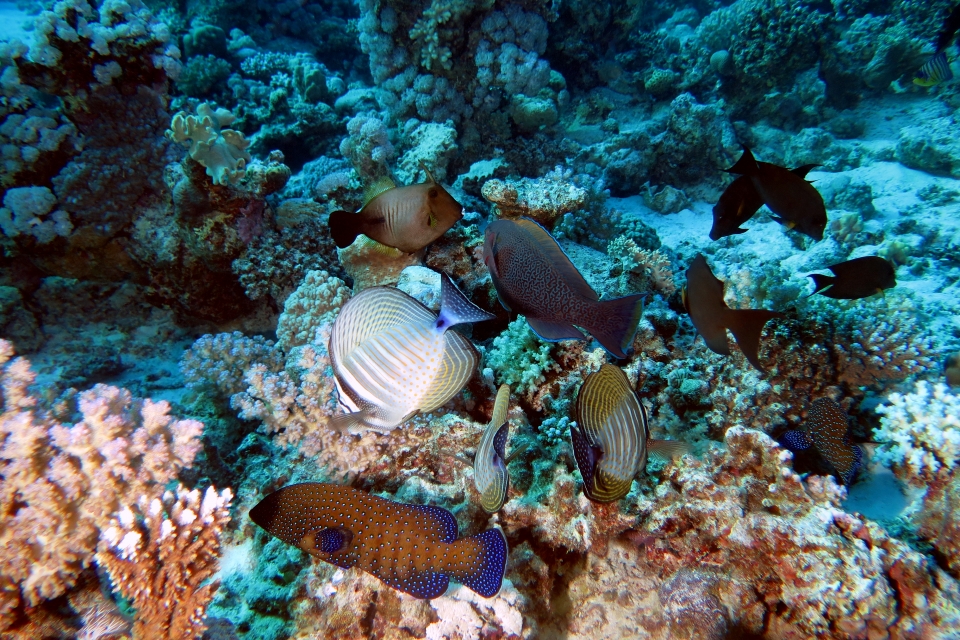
left=474, top=384, right=512, bottom=513
left=250, top=483, right=508, bottom=599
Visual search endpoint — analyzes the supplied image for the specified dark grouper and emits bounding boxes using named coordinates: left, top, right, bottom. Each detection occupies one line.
left=329, top=167, right=463, bottom=253
left=483, top=217, right=645, bottom=359
left=250, top=483, right=507, bottom=599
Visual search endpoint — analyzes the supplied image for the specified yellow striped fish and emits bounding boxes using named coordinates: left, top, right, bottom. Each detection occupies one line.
left=914, top=51, right=955, bottom=86
left=571, top=364, right=688, bottom=503
left=473, top=384, right=523, bottom=513
left=328, top=167, right=463, bottom=253
left=330, top=272, right=495, bottom=433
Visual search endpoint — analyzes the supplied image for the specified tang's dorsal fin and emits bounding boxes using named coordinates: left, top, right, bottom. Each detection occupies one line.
left=363, top=176, right=397, bottom=205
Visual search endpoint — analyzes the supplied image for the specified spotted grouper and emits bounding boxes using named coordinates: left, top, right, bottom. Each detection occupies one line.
left=250, top=483, right=508, bottom=599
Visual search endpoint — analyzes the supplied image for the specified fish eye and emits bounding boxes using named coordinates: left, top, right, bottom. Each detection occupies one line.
left=428, top=188, right=438, bottom=199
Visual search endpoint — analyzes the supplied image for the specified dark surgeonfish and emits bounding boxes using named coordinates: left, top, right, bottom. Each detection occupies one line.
left=472, top=384, right=524, bottom=513
left=725, top=147, right=827, bottom=241
left=483, top=217, right=645, bottom=359
left=781, top=398, right=863, bottom=485
left=330, top=272, right=495, bottom=433
left=710, top=164, right=819, bottom=240
left=571, top=364, right=688, bottom=503
left=329, top=167, right=463, bottom=253
left=250, top=483, right=508, bottom=599
left=808, top=256, right=896, bottom=299
left=683, top=254, right=783, bottom=372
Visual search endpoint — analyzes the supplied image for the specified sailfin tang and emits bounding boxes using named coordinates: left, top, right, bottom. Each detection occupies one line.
left=726, top=309, right=783, bottom=372
left=418, top=330, right=479, bottom=413
left=646, top=440, right=691, bottom=464
left=590, top=294, right=645, bottom=359
left=436, top=273, right=496, bottom=329
left=452, top=528, right=508, bottom=598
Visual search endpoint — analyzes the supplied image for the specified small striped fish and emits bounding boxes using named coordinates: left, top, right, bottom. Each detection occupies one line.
left=250, top=483, right=508, bottom=599
left=914, top=51, right=954, bottom=86
left=571, top=364, right=688, bottom=503
left=328, top=167, right=463, bottom=253
left=473, top=384, right=522, bottom=513
left=330, top=272, right=494, bottom=432
left=781, top=397, right=863, bottom=485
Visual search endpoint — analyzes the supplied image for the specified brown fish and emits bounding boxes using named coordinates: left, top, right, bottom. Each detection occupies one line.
left=725, top=147, right=827, bottom=241
left=250, top=483, right=507, bottom=599
left=683, top=254, right=783, bottom=371
left=483, top=217, right=644, bottom=359
left=781, top=398, right=863, bottom=485
left=710, top=164, right=819, bottom=241
left=329, top=168, right=463, bottom=253
left=808, top=256, right=896, bottom=300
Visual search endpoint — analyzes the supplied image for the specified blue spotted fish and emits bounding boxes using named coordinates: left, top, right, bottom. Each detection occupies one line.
left=250, top=483, right=508, bottom=599
left=781, top=398, right=863, bottom=485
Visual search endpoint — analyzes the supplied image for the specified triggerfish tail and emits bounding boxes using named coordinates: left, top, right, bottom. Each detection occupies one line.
left=436, top=273, right=496, bottom=330
left=725, top=309, right=785, bottom=372
left=590, top=293, right=645, bottom=359
left=914, top=51, right=954, bottom=86
left=329, top=210, right=360, bottom=248
left=249, top=483, right=508, bottom=599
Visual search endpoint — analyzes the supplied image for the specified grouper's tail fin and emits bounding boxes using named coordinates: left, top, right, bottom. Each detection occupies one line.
left=451, top=528, right=508, bottom=598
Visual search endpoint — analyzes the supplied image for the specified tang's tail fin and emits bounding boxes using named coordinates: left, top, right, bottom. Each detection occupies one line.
left=451, top=528, right=508, bottom=598
left=590, top=294, right=645, bottom=359
left=807, top=273, right=835, bottom=297
left=437, top=272, right=495, bottom=328
left=329, top=210, right=360, bottom=248
left=726, top=309, right=783, bottom=372
left=724, top=147, right=760, bottom=176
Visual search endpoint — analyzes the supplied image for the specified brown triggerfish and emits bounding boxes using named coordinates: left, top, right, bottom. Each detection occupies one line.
left=330, top=272, right=495, bottom=432
left=781, top=398, right=863, bottom=485
left=710, top=164, right=819, bottom=240
left=483, top=217, right=645, bottom=359
left=250, top=483, right=507, bottom=599
left=572, top=364, right=688, bottom=503
left=329, top=168, right=463, bottom=253
left=725, top=147, right=827, bottom=241
left=683, top=254, right=783, bottom=372
left=808, top=256, right=896, bottom=299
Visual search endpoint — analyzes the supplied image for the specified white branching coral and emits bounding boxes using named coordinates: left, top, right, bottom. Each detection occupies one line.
left=276, top=270, right=351, bottom=351
left=874, top=381, right=960, bottom=485
left=97, top=485, right=232, bottom=640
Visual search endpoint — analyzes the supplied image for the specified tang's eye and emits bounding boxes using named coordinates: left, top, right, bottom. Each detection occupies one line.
left=428, top=188, right=438, bottom=199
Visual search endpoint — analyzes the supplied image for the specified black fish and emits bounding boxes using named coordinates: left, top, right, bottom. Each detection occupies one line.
left=725, top=148, right=827, bottom=242
left=936, top=2, right=960, bottom=53
left=808, top=256, right=896, bottom=299
left=710, top=165, right=818, bottom=241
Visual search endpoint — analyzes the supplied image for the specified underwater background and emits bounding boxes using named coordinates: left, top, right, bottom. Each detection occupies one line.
left=1, top=0, right=960, bottom=637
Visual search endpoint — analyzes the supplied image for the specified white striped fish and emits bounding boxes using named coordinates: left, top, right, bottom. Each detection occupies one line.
left=328, top=167, right=463, bottom=253
left=571, top=364, right=688, bottom=503
left=330, top=272, right=495, bottom=433
left=914, top=51, right=955, bottom=87
left=474, top=384, right=519, bottom=513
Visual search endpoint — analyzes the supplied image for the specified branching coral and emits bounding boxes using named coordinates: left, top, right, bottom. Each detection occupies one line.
left=0, top=340, right=204, bottom=620
left=180, top=332, right=285, bottom=399
left=607, top=236, right=676, bottom=298
left=98, top=485, right=232, bottom=639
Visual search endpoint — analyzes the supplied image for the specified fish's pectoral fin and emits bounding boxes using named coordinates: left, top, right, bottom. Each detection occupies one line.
left=437, top=272, right=496, bottom=328
left=505, top=442, right=530, bottom=464
left=300, top=526, right=355, bottom=556
left=526, top=317, right=586, bottom=342
left=419, top=161, right=438, bottom=184
left=646, top=439, right=691, bottom=464
left=807, top=273, right=835, bottom=297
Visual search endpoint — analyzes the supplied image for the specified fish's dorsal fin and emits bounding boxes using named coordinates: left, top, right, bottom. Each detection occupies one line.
left=646, top=439, right=690, bottom=464
left=419, top=161, right=437, bottom=184
left=491, top=384, right=510, bottom=431
left=436, top=273, right=496, bottom=329
left=418, top=329, right=480, bottom=413
left=514, top=218, right=600, bottom=301
left=724, top=147, right=760, bottom=176
left=402, top=503, right=459, bottom=543
left=363, top=176, right=397, bottom=206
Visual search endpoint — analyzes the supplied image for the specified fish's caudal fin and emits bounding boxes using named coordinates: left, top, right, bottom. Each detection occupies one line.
left=436, top=273, right=496, bottom=329
left=726, top=309, right=784, bottom=372
left=452, top=528, right=508, bottom=598
left=590, top=294, right=645, bottom=359
left=329, top=210, right=360, bottom=248
left=724, top=147, right=760, bottom=176
left=807, top=273, right=835, bottom=296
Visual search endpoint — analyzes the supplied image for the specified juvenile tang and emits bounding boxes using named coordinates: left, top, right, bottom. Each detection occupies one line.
left=571, top=364, right=688, bottom=503
left=683, top=254, right=783, bottom=372
left=473, top=384, right=521, bottom=513
left=329, top=168, right=463, bottom=253
left=808, top=256, right=896, bottom=299
left=781, top=398, right=863, bottom=485
left=483, top=217, right=645, bottom=359
left=330, top=272, right=495, bottom=432
left=250, top=483, right=507, bottom=599
left=725, top=147, right=827, bottom=241
left=710, top=164, right=818, bottom=240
